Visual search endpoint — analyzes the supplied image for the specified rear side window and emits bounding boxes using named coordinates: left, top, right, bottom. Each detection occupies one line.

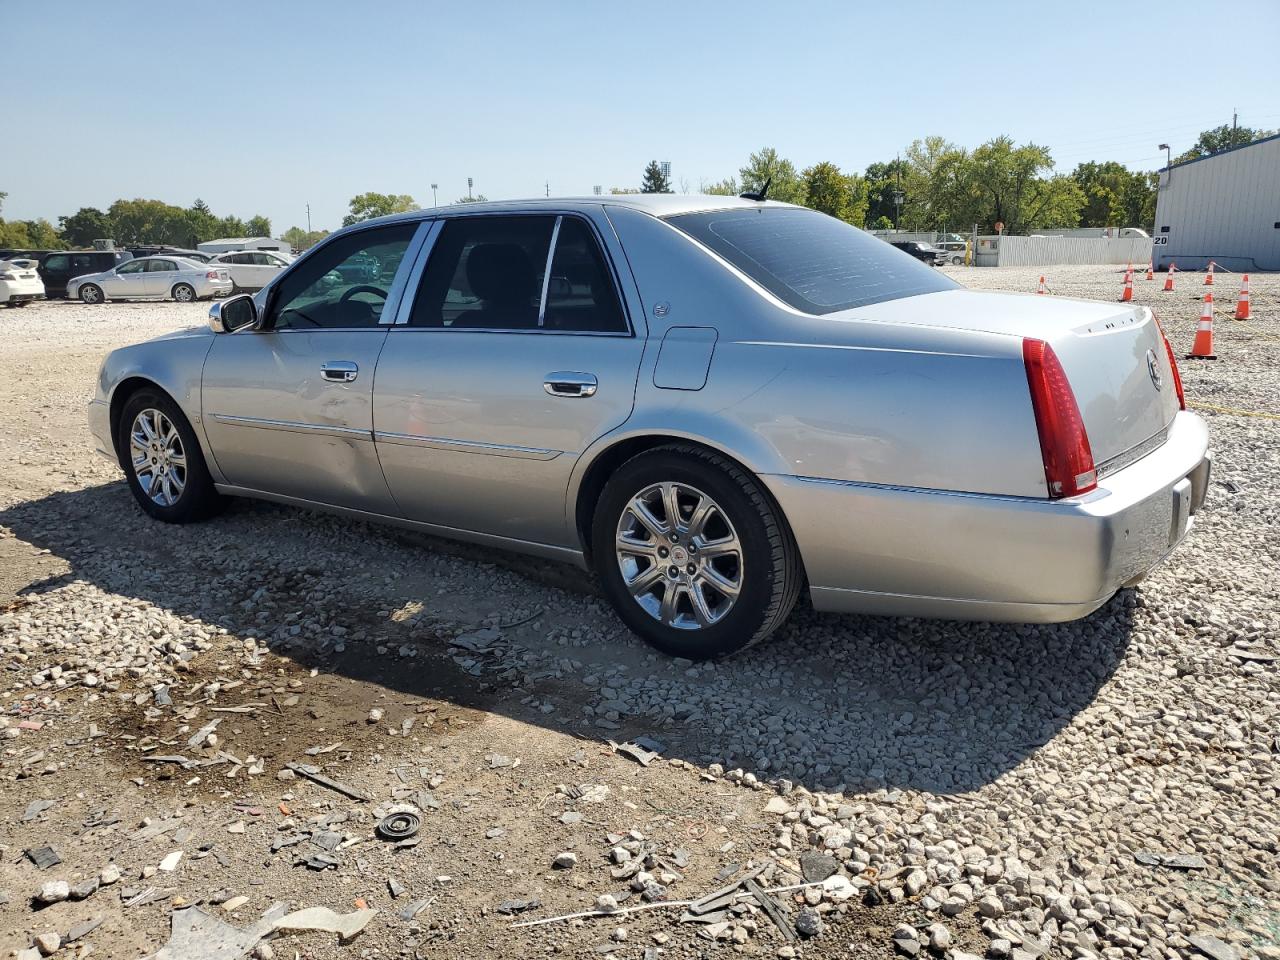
left=665, top=207, right=957, bottom=314
left=410, top=216, right=554, bottom=329
left=43, top=255, right=68, bottom=271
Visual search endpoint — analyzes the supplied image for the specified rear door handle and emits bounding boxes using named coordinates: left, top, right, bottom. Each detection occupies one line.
left=544, top=372, right=598, bottom=398
left=320, top=361, right=358, bottom=383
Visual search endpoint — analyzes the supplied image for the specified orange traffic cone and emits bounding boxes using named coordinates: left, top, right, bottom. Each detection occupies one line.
left=1204, top=261, right=1215, bottom=285
left=1120, top=269, right=1133, bottom=302
left=1036, top=276, right=1047, bottom=295
left=1163, top=263, right=1177, bottom=292
left=1234, top=274, right=1251, bottom=319
left=1186, top=294, right=1217, bottom=360
left=1145, top=260, right=1154, bottom=281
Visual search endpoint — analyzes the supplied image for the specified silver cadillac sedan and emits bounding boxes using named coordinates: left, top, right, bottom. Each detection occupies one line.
left=88, top=196, right=1211, bottom=658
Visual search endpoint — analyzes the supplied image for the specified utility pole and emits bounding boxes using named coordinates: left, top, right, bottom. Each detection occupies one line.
left=1232, top=108, right=1238, bottom=147
left=431, top=183, right=438, bottom=206
left=545, top=181, right=550, bottom=198
left=306, top=204, right=311, bottom=233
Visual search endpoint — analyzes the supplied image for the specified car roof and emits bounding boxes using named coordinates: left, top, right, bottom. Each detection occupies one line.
left=346, top=194, right=801, bottom=231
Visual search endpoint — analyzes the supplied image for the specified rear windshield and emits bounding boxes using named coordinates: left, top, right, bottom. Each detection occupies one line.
left=665, top=206, right=957, bottom=314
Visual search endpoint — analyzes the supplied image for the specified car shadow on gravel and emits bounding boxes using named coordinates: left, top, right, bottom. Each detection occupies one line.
left=1, top=482, right=1136, bottom=795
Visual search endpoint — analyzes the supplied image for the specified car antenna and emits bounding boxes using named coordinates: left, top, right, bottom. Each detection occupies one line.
left=739, top=177, right=771, bottom=202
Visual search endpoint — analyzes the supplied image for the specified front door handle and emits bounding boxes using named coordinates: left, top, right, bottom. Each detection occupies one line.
left=320, top=361, right=359, bottom=383
left=544, top=372, right=598, bottom=398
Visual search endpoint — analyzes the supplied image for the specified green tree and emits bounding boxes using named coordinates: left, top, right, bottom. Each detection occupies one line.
left=247, top=215, right=271, bottom=237
left=864, top=159, right=908, bottom=228
left=59, top=207, right=114, bottom=247
left=1175, top=123, right=1276, bottom=163
left=967, top=137, right=1081, bottom=234
left=342, top=192, right=418, bottom=226
left=738, top=148, right=804, bottom=204
left=699, top=177, right=738, bottom=196
left=799, top=162, right=868, bottom=225
left=217, top=215, right=247, bottom=238
left=186, top=199, right=220, bottom=244
left=451, top=194, right=490, bottom=204
left=640, top=161, right=672, bottom=193
left=1070, top=161, right=1156, bottom=228
left=107, top=198, right=192, bottom=245
left=281, top=226, right=328, bottom=252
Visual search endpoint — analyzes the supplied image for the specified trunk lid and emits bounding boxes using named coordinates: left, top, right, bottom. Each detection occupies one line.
left=837, top=289, right=1181, bottom=469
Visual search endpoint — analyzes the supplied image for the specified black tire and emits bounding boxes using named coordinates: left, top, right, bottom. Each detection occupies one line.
left=172, top=283, right=196, bottom=303
left=591, top=444, right=802, bottom=659
left=80, top=284, right=104, bottom=304
left=117, top=388, right=225, bottom=523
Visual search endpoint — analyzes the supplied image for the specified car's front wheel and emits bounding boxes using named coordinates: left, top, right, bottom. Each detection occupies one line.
left=118, top=389, right=225, bottom=523
left=79, top=284, right=104, bottom=304
left=172, top=283, right=196, bottom=303
left=591, top=444, right=802, bottom=659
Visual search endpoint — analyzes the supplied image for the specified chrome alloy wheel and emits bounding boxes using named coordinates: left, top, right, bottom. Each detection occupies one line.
left=615, top=481, right=743, bottom=630
left=173, top=284, right=195, bottom=302
left=129, top=408, right=187, bottom=507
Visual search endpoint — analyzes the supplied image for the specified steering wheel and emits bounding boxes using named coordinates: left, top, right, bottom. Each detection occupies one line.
left=340, top=284, right=388, bottom=302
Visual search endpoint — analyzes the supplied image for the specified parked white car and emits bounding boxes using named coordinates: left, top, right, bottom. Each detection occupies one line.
left=0, top=258, right=45, bottom=307
left=68, top=256, right=232, bottom=304
left=209, top=250, right=292, bottom=292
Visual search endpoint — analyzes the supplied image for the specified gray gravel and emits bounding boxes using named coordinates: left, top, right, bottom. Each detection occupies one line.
left=1, top=271, right=1277, bottom=959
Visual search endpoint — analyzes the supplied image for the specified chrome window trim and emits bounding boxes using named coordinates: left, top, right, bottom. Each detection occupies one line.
left=390, top=220, right=442, bottom=325
left=373, top=430, right=562, bottom=461
left=210, top=413, right=372, bottom=441
left=1095, top=425, right=1169, bottom=480
left=537, top=215, right=563, bottom=328
left=379, top=219, right=437, bottom=325
left=387, top=326, right=631, bottom=339
left=397, top=210, right=635, bottom=336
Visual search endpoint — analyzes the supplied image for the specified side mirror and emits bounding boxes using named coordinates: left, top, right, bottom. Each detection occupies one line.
left=209, top=294, right=258, bottom=333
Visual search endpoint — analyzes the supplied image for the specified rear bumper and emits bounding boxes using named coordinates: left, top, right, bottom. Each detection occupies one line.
left=763, top=410, right=1211, bottom=623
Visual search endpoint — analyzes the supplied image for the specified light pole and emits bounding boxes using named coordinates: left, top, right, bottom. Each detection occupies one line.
left=1158, top=144, right=1171, bottom=187
left=467, top=177, right=473, bottom=201
left=430, top=183, right=438, bottom=206
left=892, top=189, right=904, bottom=229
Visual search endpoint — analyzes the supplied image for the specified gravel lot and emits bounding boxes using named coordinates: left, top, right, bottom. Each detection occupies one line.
left=1, top=266, right=1276, bottom=960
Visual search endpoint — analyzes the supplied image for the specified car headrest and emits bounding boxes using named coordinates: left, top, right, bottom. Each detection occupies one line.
left=465, top=243, right=536, bottom=306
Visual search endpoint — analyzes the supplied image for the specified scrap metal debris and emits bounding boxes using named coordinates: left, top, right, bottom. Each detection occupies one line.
left=285, top=763, right=370, bottom=802
left=1135, top=851, right=1209, bottom=870
left=610, top=737, right=666, bottom=767
left=376, top=811, right=422, bottom=841
left=497, top=898, right=543, bottom=915
left=25, top=846, right=61, bottom=870
left=272, top=905, right=377, bottom=943
left=744, top=877, right=795, bottom=942
left=149, top=902, right=287, bottom=960
left=21, top=799, right=56, bottom=822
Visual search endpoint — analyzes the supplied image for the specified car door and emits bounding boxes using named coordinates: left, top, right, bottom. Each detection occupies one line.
left=249, top=252, right=285, bottom=288
left=199, top=220, right=427, bottom=512
left=104, top=258, right=149, bottom=296
left=145, top=258, right=180, bottom=296
left=373, top=212, right=644, bottom=548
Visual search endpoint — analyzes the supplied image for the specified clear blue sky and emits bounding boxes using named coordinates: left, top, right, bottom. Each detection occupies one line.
left=5, top=0, right=1279, bottom=235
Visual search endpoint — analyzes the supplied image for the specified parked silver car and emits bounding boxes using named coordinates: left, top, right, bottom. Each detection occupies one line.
left=69, top=256, right=232, bottom=304
left=87, top=196, right=1211, bottom=658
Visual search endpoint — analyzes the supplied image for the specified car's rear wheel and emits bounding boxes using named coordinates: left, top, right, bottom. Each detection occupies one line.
left=118, top=389, right=225, bottom=523
left=172, top=283, right=196, bottom=303
left=591, top=444, right=802, bottom=659
left=80, top=284, right=103, bottom=304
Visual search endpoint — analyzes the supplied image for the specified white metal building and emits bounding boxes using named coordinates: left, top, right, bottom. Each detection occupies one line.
left=1152, top=133, right=1280, bottom=272
left=196, top=236, right=293, bottom=257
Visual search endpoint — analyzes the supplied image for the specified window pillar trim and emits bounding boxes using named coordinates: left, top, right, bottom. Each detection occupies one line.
left=536, top=215, right=563, bottom=329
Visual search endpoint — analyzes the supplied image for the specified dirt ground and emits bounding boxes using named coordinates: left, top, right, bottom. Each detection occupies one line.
left=1, top=266, right=1276, bottom=960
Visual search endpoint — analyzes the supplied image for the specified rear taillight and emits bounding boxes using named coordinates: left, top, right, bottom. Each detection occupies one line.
left=1152, top=314, right=1186, bottom=410
left=1022, top=338, right=1097, bottom=499
left=206, top=270, right=218, bottom=280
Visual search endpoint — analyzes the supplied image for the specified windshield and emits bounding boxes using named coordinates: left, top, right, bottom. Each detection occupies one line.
left=665, top=206, right=957, bottom=314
